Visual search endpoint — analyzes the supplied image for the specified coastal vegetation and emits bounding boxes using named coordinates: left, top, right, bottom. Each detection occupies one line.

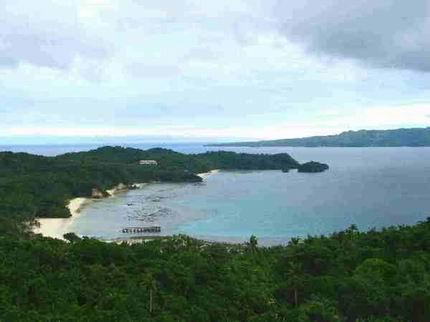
left=0, top=146, right=300, bottom=224
left=0, top=219, right=429, bottom=321
left=210, top=127, right=430, bottom=147
left=0, top=146, right=428, bottom=321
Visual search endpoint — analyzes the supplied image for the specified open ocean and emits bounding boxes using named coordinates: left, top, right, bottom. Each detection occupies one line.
left=2, top=144, right=430, bottom=245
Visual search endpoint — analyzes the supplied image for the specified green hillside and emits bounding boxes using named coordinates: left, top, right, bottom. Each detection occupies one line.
left=0, top=220, right=428, bottom=321
left=210, top=127, right=430, bottom=147
left=0, top=146, right=300, bottom=229
left=0, top=146, right=428, bottom=321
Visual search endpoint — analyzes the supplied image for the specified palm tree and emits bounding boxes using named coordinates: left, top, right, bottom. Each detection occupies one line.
left=287, top=262, right=304, bottom=307
left=141, top=274, right=157, bottom=314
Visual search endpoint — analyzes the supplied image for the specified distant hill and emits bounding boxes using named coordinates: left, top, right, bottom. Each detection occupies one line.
left=209, top=127, right=430, bottom=147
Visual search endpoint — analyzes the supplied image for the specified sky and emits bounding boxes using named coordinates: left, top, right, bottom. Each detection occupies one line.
left=1, top=0, right=430, bottom=143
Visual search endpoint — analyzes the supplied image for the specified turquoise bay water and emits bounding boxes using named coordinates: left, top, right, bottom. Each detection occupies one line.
left=66, top=147, right=430, bottom=245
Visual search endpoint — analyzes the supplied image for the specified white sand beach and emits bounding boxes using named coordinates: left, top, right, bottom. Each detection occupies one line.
left=33, top=183, right=146, bottom=240
left=106, top=183, right=127, bottom=196
left=33, top=197, right=89, bottom=240
left=197, top=169, right=220, bottom=180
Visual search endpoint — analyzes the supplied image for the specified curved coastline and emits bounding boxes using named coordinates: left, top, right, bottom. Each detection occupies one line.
left=34, top=170, right=221, bottom=240
left=33, top=183, right=145, bottom=240
left=33, top=197, right=90, bottom=240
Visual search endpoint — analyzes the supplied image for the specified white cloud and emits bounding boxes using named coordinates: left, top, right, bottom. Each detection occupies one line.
left=0, top=0, right=110, bottom=69
left=0, top=0, right=429, bottom=141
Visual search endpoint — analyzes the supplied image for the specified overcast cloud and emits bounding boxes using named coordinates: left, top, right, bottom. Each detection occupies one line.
left=0, top=0, right=429, bottom=141
left=275, top=0, right=430, bottom=72
left=0, top=1, right=110, bottom=69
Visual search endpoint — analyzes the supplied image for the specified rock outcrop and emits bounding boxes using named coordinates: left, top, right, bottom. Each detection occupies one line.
left=91, top=188, right=106, bottom=199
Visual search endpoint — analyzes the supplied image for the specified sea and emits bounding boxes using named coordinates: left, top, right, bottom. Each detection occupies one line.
left=2, top=143, right=430, bottom=245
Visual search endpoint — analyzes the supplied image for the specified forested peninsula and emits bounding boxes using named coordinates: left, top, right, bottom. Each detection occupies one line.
left=209, top=127, right=430, bottom=147
left=0, top=146, right=429, bottom=321
left=0, top=146, right=301, bottom=228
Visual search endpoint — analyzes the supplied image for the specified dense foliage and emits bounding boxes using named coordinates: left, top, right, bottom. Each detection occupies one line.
left=0, top=147, right=300, bottom=225
left=0, top=220, right=428, bottom=321
left=1, top=146, right=428, bottom=321
left=211, top=127, right=430, bottom=147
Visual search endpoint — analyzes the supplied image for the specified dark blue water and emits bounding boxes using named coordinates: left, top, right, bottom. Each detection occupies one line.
left=4, top=144, right=430, bottom=244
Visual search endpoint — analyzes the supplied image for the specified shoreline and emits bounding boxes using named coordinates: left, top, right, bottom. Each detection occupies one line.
left=32, top=172, right=218, bottom=241
left=33, top=197, right=90, bottom=240
left=33, top=183, right=145, bottom=240
left=197, top=169, right=220, bottom=180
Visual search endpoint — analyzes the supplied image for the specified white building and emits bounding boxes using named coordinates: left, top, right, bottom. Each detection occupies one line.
left=139, top=160, right=158, bottom=165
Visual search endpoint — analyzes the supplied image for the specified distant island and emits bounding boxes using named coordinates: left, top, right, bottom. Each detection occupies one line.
left=298, top=161, right=329, bottom=173
left=209, top=127, right=430, bottom=147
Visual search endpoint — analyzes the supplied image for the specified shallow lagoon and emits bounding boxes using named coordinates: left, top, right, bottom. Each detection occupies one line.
left=68, top=147, right=430, bottom=245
